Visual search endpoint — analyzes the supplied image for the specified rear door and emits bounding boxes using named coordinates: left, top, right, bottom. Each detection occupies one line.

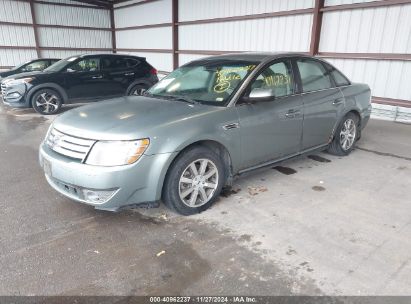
left=294, top=58, right=344, bottom=150
left=101, top=55, right=135, bottom=96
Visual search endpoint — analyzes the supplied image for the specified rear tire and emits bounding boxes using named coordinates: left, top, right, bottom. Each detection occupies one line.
left=31, top=88, right=62, bottom=115
left=327, top=112, right=359, bottom=156
left=127, top=84, right=148, bottom=96
left=163, top=146, right=225, bottom=216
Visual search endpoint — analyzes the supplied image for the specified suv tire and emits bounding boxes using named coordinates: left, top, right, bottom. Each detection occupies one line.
left=32, top=88, right=62, bottom=115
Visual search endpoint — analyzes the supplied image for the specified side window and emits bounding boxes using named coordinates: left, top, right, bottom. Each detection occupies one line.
left=297, top=59, right=333, bottom=92
left=68, top=58, right=100, bottom=72
left=250, top=61, right=294, bottom=97
left=49, top=59, right=59, bottom=66
left=101, top=57, right=129, bottom=70
left=22, top=60, right=49, bottom=72
left=126, top=58, right=140, bottom=68
left=331, top=69, right=350, bottom=86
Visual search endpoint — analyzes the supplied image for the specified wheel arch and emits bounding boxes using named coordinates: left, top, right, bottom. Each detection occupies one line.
left=27, top=83, right=68, bottom=106
left=332, top=108, right=362, bottom=139
left=159, top=139, right=234, bottom=200
left=126, top=79, right=154, bottom=95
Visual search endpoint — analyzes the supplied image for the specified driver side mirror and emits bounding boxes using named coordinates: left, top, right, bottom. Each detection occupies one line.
left=242, top=88, right=275, bottom=103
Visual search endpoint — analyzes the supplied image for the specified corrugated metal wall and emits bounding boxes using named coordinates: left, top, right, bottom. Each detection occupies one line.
left=320, top=1, right=411, bottom=120
left=114, top=0, right=173, bottom=72
left=0, top=0, right=37, bottom=67
left=33, top=1, right=112, bottom=53
left=0, top=0, right=112, bottom=69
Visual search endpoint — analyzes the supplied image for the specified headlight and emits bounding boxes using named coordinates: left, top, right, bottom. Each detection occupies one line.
left=5, top=77, right=34, bottom=86
left=86, top=138, right=150, bottom=166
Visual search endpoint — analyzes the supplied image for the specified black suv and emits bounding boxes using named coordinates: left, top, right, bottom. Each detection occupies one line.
left=0, top=58, right=60, bottom=79
left=1, top=54, right=159, bottom=115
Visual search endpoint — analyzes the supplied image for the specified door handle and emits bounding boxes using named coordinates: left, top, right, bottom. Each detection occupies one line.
left=91, top=75, right=103, bottom=79
left=124, top=72, right=135, bottom=76
left=333, top=98, right=344, bottom=105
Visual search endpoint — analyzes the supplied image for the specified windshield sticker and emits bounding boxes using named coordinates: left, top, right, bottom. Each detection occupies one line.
left=213, top=65, right=256, bottom=93
left=264, top=74, right=291, bottom=87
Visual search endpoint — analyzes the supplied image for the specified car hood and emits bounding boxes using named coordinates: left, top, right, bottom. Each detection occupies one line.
left=2, top=71, right=45, bottom=81
left=53, top=96, right=222, bottom=141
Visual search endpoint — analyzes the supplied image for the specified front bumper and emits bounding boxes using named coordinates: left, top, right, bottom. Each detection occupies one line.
left=39, top=142, right=178, bottom=211
left=1, top=82, right=30, bottom=107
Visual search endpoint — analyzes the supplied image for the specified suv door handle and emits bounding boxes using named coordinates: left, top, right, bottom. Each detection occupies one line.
left=91, top=75, right=103, bottom=79
left=333, top=98, right=344, bottom=105
left=124, top=72, right=135, bottom=76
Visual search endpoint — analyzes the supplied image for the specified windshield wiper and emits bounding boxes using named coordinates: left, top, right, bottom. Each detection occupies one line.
left=169, top=96, right=200, bottom=105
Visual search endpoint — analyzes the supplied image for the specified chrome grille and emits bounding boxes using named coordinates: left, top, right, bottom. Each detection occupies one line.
left=46, top=128, right=96, bottom=161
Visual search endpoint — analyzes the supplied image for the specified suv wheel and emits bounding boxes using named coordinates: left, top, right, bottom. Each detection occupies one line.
left=327, top=113, right=359, bottom=156
left=32, top=89, right=62, bottom=115
left=163, top=146, right=225, bottom=215
left=128, top=84, right=147, bottom=96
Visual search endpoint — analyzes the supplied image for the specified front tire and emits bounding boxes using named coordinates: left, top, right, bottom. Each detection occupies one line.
left=163, top=146, right=225, bottom=216
left=31, top=89, right=62, bottom=115
left=327, top=113, right=359, bottom=156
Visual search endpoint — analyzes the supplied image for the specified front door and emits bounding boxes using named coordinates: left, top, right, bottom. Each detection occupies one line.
left=295, top=58, right=345, bottom=150
left=64, top=56, right=110, bottom=100
left=236, top=59, right=303, bottom=169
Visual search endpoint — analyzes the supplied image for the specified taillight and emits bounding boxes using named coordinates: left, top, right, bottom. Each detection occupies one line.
left=150, top=68, right=157, bottom=75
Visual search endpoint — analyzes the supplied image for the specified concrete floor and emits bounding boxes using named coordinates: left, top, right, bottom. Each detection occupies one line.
left=0, top=104, right=410, bottom=296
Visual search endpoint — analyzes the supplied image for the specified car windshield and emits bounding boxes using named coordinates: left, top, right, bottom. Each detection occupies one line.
left=44, top=56, right=78, bottom=72
left=147, top=60, right=259, bottom=106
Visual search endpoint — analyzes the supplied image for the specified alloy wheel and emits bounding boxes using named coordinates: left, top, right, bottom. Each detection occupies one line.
left=35, top=92, right=59, bottom=114
left=178, top=159, right=219, bottom=207
left=132, top=88, right=145, bottom=96
left=340, top=118, right=356, bottom=151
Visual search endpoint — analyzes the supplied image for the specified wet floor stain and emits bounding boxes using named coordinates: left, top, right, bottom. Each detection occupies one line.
left=220, top=187, right=241, bottom=197
left=239, top=234, right=252, bottom=242
left=312, top=186, right=326, bottom=192
left=307, top=155, right=331, bottom=163
left=273, top=166, right=297, bottom=175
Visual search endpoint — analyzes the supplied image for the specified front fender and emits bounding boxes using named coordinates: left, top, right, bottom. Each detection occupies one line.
left=27, top=83, right=68, bottom=105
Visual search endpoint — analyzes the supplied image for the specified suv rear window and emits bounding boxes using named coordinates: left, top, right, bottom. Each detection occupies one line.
left=126, top=58, right=140, bottom=68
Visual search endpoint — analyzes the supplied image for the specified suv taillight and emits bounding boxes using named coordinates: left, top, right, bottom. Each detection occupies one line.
left=150, top=68, right=157, bottom=75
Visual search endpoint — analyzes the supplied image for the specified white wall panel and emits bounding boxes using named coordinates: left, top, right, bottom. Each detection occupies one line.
left=179, top=15, right=313, bottom=52
left=0, top=25, right=36, bottom=46
left=320, top=4, right=411, bottom=53
left=326, top=58, right=411, bottom=100
left=34, top=3, right=111, bottom=28
left=117, top=51, right=173, bottom=72
left=179, top=54, right=210, bottom=66
left=114, top=0, right=145, bottom=8
left=116, top=27, right=172, bottom=49
left=0, top=49, right=38, bottom=67
left=115, top=0, right=171, bottom=28
left=325, top=0, right=383, bottom=5
left=42, top=0, right=98, bottom=7
left=41, top=50, right=101, bottom=59
left=0, top=0, right=32, bottom=23
left=38, top=28, right=112, bottom=48
left=179, top=0, right=314, bottom=21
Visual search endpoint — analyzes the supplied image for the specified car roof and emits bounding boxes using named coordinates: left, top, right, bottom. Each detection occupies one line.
left=78, top=53, right=144, bottom=59
left=195, top=52, right=311, bottom=62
